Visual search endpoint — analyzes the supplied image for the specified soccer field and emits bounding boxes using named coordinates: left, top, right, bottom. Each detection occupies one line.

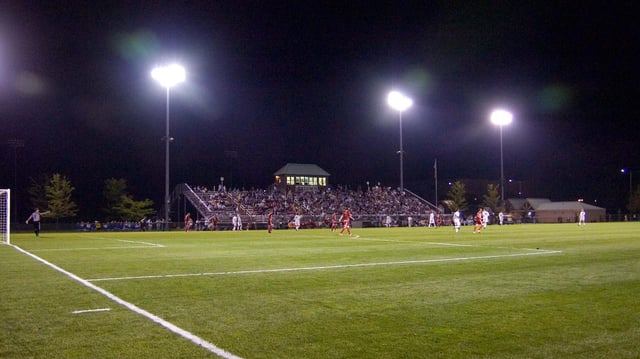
left=1, top=223, right=639, bottom=358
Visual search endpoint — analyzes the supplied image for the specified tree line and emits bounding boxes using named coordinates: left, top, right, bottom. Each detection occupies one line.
left=27, top=174, right=155, bottom=223
left=444, top=181, right=502, bottom=213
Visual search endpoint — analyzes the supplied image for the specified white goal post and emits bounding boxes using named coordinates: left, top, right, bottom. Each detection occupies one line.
left=0, top=189, right=9, bottom=244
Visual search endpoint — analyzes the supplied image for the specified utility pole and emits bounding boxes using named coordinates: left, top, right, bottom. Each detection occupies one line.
left=7, top=139, right=25, bottom=222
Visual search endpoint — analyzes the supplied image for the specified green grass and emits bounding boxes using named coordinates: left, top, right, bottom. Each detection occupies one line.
left=2, top=223, right=639, bottom=358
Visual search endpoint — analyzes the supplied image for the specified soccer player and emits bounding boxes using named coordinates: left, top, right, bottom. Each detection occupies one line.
left=578, top=208, right=586, bottom=226
left=473, top=208, right=484, bottom=233
left=385, top=215, right=392, bottom=228
left=330, top=212, right=338, bottom=232
left=267, top=211, right=273, bottom=233
left=232, top=214, right=238, bottom=231
left=428, top=211, right=436, bottom=228
left=25, top=208, right=49, bottom=237
left=498, top=211, right=504, bottom=225
left=482, top=209, right=490, bottom=228
left=210, top=214, right=219, bottom=231
left=339, top=208, right=354, bottom=236
left=237, top=214, right=243, bottom=231
left=293, top=213, right=302, bottom=231
left=184, top=212, right=193, bottom=232
left=139, top=217, right=147, bottom=231
left=453, top=209, right=462, bottom=233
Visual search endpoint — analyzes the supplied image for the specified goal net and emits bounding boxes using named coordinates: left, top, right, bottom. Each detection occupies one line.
left=0, top=189, right=9, bottom=244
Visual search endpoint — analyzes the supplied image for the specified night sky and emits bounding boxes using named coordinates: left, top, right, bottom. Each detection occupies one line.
left=1, top=2, right=638, bottom=219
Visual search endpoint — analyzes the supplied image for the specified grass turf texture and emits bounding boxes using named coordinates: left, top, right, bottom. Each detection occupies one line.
left=1, top=223, right=639, bottom=358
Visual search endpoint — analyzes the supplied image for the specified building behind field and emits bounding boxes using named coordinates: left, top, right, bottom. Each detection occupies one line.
left=273, top=163, right=330, bottom=190
left=507, top=198, right=606, bottom=223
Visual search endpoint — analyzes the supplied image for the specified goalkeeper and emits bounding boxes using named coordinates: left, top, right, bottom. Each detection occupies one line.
left=25, top=208, right=49, bottom=238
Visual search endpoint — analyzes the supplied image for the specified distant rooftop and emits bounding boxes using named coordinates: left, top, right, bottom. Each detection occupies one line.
left=274, top=163, right=331, bottom=177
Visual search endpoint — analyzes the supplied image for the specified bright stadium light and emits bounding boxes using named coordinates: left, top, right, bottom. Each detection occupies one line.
left=387, top=91, right=413, bottom=192
left=151, top=63, right=186, bottom=231
left=387, top=91, right=413, bottom=112
left=620, top=168, right=633, bottom=196
left=151, top=64, right=186, bottom=88
left=490, top=109, right=513, bottom=207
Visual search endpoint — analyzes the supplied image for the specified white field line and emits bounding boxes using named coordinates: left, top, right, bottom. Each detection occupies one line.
left=32, top=246, right=162, bottom=252
left=352, top=236, right=474, bottom=247
left=115, top=239, right=165, bottom=247
left=354, top=237, right=545, bottom=252
left=88, top=249, right=563, bottom=283
left=10, top=244, right=243, bottom=359
left=72, top=308, right=111, bottom=314
left=84, top=236, right=166, bottom=247
left=32, top=238, right=165, bottom=252
left=423, top=242, right=475, bottom=247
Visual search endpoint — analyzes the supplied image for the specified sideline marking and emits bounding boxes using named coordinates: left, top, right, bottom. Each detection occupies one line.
left=10, top=244, right=243, bottom=359
left=72, top=308, right=111, bottom=314
left=88, top=249, right=563, bottom=282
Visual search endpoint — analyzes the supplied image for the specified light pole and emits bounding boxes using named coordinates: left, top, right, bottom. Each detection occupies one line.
left=151, top=64, right=185, bottom=231
left=387, top=91, right=413, bottom=192
left=7, top=139, right=24, bottom=222
left=490, top=109, right=513, bottom=207
left=620, top=168, right=633, bottom=196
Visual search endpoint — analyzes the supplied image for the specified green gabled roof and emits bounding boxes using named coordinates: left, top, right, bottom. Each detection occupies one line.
left=274, top=163, right=330, bottom=177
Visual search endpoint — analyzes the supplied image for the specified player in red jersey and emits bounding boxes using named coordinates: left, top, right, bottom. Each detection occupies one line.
left=184, top=212, right=193, bottom=232
left=339, top=208, right=354, bottom=236
left=330, top=212, right=338, bottom=232
left=210, top=214, right=218, bottom=231
left=473, top=208, right=483, bottom=233
left=267, top=211, right=273, bottom=233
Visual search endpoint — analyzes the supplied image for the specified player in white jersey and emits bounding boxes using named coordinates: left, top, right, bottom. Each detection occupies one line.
left=453, top=210, right=461, bottom=233
left=293, top=214, right=302, bottom=230
left=482, top=209, right=490, bottom=228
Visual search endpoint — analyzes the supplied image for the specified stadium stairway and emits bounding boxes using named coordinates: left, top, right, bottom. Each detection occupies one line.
left=174, top=184, right=262, bottom=228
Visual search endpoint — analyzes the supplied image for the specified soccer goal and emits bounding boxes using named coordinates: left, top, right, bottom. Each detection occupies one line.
left=0, top=189, right=10, bottom=244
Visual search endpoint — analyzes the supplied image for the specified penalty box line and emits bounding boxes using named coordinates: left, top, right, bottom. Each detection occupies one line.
left=355, top=236, right=549, bottom=252
left=83, top=236, right=166, bottom=248
left=9, top=244, right=244, bottom=359
left=88, top=249, right=563, bottom=283
left=31, top=237, right=166, bottom=252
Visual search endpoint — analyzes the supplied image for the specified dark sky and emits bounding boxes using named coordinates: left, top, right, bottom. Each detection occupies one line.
left=1, top=1, right=638, bottom=218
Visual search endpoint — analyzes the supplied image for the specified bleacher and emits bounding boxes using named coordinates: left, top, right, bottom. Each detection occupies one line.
left=176, top=183, right=439, bottom=229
